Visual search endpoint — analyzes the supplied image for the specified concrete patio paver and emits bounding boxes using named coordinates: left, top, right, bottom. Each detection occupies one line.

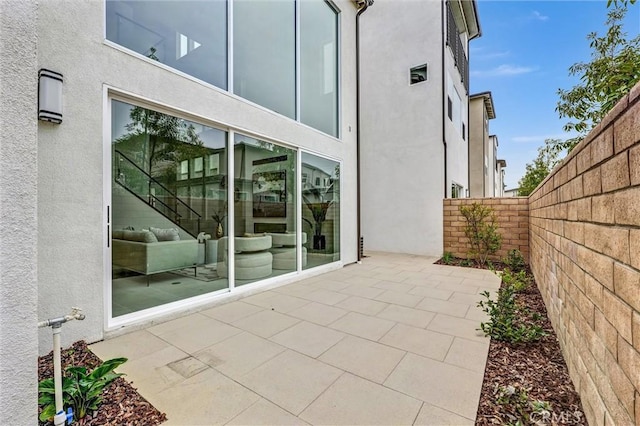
left=318, top=335, right=406, bottom=383
left=236, top=350, right=343, bottom=415
left=299, top=373, right=422, bottom=425
left=90, top=252, right=501, bottom=425
left=384, top=353, right=484, bottom=420
left=269, top=320, right=346, bottom=358
left=193, top=331, right=286, bottom=377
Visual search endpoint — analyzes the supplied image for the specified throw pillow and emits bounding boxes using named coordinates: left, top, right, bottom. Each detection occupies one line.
left=120, top=230, right=158, bottom=243
left=150, top=227, right=180, bottom=241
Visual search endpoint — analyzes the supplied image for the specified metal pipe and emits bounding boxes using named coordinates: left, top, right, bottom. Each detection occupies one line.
left=355, top=0, right=373, bottom=262
left=38, top=308, right=85, bottom=426
left=52, top=325, right=63, bottom=424
left=442, top=0, right=448, bottom=198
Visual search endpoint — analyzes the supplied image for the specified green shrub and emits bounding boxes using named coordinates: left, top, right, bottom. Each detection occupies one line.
left=39, top=357, right=127, bottom=422
left=459, top=203, right=502, bottom=267
left=501, top=268, right=530, bottom=293
left=477, top=286, right=546, bottom=344
left=503, top=249, right=526, bottom=273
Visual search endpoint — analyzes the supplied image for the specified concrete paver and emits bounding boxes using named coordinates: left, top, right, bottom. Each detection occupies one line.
left=90, top=252, right=500, bottom=425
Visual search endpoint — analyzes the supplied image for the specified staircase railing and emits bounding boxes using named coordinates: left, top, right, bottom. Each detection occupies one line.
left=114, top=149, right=201, bottom=237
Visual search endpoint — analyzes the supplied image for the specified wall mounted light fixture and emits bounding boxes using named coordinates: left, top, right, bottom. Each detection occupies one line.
left=38, top=69, right=63, bottom=124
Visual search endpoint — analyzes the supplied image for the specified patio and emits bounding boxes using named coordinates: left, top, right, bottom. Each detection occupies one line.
left=90, top=252, right=500, bottom=425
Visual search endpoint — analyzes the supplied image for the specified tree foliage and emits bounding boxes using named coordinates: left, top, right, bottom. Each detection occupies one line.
left=517, top=139, right=563, bottom=196
left=556, top=5, right=640, bottom=152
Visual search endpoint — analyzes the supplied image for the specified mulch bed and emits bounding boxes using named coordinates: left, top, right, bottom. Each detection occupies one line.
left=38, top=341, right=167, bottom=426
left=437, top=257, right=586, bottom=425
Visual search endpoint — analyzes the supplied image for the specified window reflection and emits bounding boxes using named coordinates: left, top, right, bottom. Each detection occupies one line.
left=106, top=0, right=228, bottom=89
left=301, top=152, right=340, bottom=268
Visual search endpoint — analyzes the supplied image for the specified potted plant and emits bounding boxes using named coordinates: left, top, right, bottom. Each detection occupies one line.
left=303, top=188, right=333, bottom=250
left=211, top=202, right=227, bottom=239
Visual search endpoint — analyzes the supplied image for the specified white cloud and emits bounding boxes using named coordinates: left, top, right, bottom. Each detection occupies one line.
left=471, top=64, right=537, bottom=77
left=474, top=50, right=511, bottom=60
left=531, top=10, right=549, bottom=21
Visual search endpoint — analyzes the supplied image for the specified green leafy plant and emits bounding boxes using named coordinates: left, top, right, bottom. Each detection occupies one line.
left=459, top=203, right=502, bottom=267
left=38, top=357, right=127, bottom=422
left=495, top=384, right=552, bottom=425
left=503, top=249, right=526, bottom=273
left=477, top=286, right=545, bottom=344
left=441, top=251, right=455, bottom=265
left=501, top=268, right=530, bottom=293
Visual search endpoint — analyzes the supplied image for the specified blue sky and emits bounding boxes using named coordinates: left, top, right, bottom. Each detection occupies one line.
left=469, top=0, right=640, bottom=189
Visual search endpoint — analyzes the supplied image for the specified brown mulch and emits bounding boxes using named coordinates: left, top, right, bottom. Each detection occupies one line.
left=38, top=341, right=167, bottom=426
left=437, top=257, right=586, bottom=425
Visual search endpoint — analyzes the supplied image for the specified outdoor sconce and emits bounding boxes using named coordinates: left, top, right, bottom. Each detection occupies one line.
left=38, top=69, right=63, bottom=124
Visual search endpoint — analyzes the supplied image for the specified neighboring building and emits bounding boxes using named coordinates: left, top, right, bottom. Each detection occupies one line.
left=504, top=188, right=520, bottom=197
left=496, top=158, right=507, bottom=197
left=359, top=0, right=481, bottom=256
left=469, top=91, right=497, bottom=197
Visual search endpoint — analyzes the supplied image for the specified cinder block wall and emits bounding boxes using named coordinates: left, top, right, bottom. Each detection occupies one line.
left=443, top=197, right=529, bottom=262
left=528, top=85, right=640, bottom=425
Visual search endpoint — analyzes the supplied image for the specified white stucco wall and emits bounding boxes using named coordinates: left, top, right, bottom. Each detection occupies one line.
left=469, top=97, right=486, bottom=197
left=36, top=0, right=359, bottom=350
left=0, top=1, right=39, bottom=423
left=444, top=50, right=470, bottom=198
left=360, top=0, right=446, bottom=256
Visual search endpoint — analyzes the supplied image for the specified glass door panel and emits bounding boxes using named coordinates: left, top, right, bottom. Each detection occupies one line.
left=111, top=100, right=228, bottom=317
left=301, top=152, right=340, bottom=269
left=231, top=134, right=297, bottom=286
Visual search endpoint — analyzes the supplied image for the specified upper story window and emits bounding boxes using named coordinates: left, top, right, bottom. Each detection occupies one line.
left=301, top=0, right=339, bottom=137
left=446, top=2, right=468, bottom=93
left=106, top=0, right=339, bottom=138
left=410, top=64, right=428, bottom=85
left=447, top=73, right=463, bottom=138
left=234, top=0, right=295, bottom=119
left=106, top=1, right=228, bottom=89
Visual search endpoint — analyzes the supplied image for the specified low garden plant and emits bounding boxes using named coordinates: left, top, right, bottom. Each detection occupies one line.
left=494, top=384, right=552, bottom=425
left=39, top=357, right=127, bottom=423
left=503, top=249, right=527, bottom=273
left=478, top=286, right=546, bottom=344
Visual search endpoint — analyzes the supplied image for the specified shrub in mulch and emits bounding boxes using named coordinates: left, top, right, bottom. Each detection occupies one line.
left=437, top=255, right=586, bottom=425
left=38, top=341, right=167, bottom=426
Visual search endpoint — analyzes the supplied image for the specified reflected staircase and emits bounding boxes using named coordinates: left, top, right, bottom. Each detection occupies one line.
left=114, top=149, right=201, bottom=238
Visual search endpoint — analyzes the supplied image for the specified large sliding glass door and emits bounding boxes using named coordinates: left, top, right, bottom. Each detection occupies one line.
left=111, top=100, right=229, bottom=318
left=109, top=100, right=341, bottom=321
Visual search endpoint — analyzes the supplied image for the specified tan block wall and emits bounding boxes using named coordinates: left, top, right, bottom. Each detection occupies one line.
left=443, top=197, right=529, bottom=262
left=528, top=85, right=640, bottom=425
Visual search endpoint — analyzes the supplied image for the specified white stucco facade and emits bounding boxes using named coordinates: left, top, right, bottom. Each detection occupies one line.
left=1, top=2, right=39, bottom=424
left=2, top=1, right=361, bottom=419
left=34, top=0, right=359, bottom=349
left=360, top=0, right=478, bottom=256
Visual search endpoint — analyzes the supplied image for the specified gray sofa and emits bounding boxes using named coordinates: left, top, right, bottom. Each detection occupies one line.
left=112, top=229, right=198, bottom=277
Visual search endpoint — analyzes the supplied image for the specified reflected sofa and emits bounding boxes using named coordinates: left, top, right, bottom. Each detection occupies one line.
left=112, top=229, right=198, bottom=277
